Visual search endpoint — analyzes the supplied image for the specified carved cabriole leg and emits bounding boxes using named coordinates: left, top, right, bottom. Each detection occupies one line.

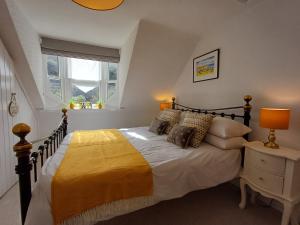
left=282, top=200, right=294, bottom=225
left=239, top=178, right=247, bottom=209
left=12, top=123, right=33, bottom=225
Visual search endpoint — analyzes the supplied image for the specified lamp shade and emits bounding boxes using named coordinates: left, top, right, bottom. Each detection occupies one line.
left=260, top=108, right=290, bottom=130
left=160, top=102, right=172, bottom=111
left=72, top=0, right=124, bottom=11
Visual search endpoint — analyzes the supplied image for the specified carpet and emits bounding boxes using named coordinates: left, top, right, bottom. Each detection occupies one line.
left=96, top=183, right=281, bottom=225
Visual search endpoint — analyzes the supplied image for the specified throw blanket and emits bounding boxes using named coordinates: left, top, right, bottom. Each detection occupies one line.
left=51, top=129, right=153, bottom=225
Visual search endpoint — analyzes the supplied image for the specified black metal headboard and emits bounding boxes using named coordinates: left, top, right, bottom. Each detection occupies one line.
left=171, top=95, right=252, bottom=166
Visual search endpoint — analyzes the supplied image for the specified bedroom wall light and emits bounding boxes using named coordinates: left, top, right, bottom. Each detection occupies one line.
left=260, top=108, right=290, bottom=149
left=72, top=0, right=124, bottom=11
left=160, top=102, right=172, bottom=111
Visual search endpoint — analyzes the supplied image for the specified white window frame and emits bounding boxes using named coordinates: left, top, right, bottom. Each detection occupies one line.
left=43, top=55, right=65, bottom=102
left=43, top=54, right=119, bottom=106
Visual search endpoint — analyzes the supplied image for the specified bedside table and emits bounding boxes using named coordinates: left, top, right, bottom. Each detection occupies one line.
left=239, top=141, right=300, bottom=225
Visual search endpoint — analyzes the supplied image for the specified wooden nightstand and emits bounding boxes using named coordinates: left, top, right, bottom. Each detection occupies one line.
left=239, top=141, right=300, bottom=225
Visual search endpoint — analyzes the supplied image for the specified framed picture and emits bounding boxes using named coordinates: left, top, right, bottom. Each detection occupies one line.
left=193, top=49, right=220, bottom=83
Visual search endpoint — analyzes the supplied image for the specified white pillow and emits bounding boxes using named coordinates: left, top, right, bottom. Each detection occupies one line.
left=208, top=117, right=252, bottom=138
left=205, top=134, right=247, bottom=150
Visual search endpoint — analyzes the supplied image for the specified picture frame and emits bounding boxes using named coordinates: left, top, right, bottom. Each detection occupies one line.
left=193, top=49, right=220, bottom=83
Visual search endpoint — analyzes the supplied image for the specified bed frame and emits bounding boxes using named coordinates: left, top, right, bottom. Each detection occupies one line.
left=11, top=96, right=252, bottom=225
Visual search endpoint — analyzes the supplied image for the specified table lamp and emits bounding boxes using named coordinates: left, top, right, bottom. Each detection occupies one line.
left=160, top=102, right=172, bottom=111
left=259, top=108, right=290, bottom=149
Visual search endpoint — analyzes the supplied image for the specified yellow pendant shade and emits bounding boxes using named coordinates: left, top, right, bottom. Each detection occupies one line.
left=72, top=0, right=124, bottom=11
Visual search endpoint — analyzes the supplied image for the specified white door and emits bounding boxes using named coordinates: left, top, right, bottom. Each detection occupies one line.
left=0, top=39, right=10, bottom=197
left=0, top=38, right=38, bottom=197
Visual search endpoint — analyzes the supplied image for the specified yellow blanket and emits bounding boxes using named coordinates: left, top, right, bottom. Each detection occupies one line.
left=51, top=129, right=153, bottom=225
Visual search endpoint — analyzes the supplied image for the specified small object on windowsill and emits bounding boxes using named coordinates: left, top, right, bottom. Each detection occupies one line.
left=259, top=108, right=290, bottom=149
left=69, top=102, right=75, bottom=110
left=85, top=102, right=92, bottom=109
left=96, top=101, right=103, bottom=109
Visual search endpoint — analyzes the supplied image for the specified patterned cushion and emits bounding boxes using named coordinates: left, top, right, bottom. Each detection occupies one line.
left=179, top=111, right=187, bottom=124
left=149, top=118, right=169, bottom=135
left=158, top=109, right=181, bottom=134
left=167, top=124, right=195, bottom=148
left=181, top=112, right=214, bottom=148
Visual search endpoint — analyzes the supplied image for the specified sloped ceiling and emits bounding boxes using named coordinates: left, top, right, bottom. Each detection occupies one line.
left=0, top=0, right=44, bottom=109
left=14, top=0, right=263, bottom=48
left=9, top=0, right=264, bottom=111
left=120, top=20, right=198, bottom=110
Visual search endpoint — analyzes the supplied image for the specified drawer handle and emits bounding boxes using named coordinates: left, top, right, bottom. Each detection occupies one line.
left=258, top=177, right=264, bottom=181
left=260, top=159, right=265, bottom=163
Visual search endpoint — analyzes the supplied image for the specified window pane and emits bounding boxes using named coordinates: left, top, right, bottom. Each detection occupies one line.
left=70, top=58, right=100, bottom=81
left=107, top=83, right=116, bottom=99
left=47, top=55, right=59, bottom=77
left=108, top=63, right=118, bottom=80
left=49, top=79, right=61, bottom=98
left=72, top=84, right=99, bottom=104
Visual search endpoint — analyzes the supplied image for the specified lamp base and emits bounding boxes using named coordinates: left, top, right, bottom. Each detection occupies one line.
left=264, top=129, right=279, bottom=149
left=264, top=141, right=279, bottom=149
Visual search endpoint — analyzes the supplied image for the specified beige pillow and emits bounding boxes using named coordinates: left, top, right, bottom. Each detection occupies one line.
left=205, top=134, right=247, bottom=150
left=208, top=117, right=252, bottom=138
left=158, top=109, right=181, bottom=134
left=181, top=112, right=213, bottom=148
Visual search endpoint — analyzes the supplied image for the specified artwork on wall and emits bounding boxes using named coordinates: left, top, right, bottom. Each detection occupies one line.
left=193, top=49, right=220, bottom=83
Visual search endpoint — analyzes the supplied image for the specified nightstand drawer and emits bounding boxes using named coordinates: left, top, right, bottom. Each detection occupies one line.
left=244, top=166, right=284, bottom=195
left=245, top=148, right=286, bottom=176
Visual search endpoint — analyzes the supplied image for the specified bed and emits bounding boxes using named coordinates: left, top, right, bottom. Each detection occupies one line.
left=11, top=95, right=252, bottom=225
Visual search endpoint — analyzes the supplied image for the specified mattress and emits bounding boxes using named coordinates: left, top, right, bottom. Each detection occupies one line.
left=25, top=127, right=241, bottom=225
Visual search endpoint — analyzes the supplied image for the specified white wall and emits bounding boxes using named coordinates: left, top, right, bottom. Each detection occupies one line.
left=118, top=22, right=139, bottom=108
left=174, top=0, right=300, bottom=150
left=121, top=20, right=199, bottom=110
left=37, top=108, right=157, bottom=138
left=0, top=39, right=38, bottom=197
left=0, top=0, right=44, bottom=109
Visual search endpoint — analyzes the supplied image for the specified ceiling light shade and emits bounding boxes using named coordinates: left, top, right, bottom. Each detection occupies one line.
left=72, top=0, right=124, bottom=11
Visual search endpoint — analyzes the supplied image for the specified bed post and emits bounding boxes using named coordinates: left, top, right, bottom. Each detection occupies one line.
left=172, top=97, right=176, bottom=109
left=243, top=95, right=252, bottom=130
left=12, top=123, right=32, bottom=225
left=62, top=108, right=68, bottom=137
left=242, top=95, right=252, bottom=167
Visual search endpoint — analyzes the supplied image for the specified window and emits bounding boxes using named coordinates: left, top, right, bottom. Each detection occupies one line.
left=43, top=55, right=118, bottom=108
left=46, top=55, right=62, bottom=99
left=107, top=63, right=118, bottom=100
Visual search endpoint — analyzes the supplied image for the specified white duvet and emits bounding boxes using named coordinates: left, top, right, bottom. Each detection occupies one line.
left=25, top=127, right=241, bottom=225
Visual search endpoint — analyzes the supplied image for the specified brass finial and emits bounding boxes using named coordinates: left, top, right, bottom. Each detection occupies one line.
left=12, top=123, right=31, bottom=138
left=62, top=108, right=67, bottom=115
left=244, top=95, right=252, bottom=102
left=12, top=123, right=32, bottom=154
left=172, top=97, right=176, bottom=102
left=244, top=95, right=252, bottom=110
